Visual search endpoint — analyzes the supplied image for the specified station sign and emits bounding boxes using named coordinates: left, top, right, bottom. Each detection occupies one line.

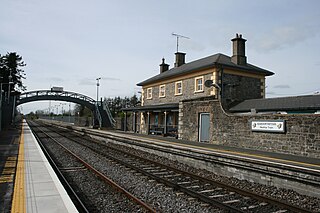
left=251, top=120, right=285, bottom=133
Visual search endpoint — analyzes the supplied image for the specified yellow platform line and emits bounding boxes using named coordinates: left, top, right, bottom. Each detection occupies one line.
left=11, top=125, right=26, bottom=213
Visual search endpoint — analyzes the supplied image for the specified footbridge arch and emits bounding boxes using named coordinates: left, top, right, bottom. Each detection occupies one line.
left=16, top=90, right=115, bottom=128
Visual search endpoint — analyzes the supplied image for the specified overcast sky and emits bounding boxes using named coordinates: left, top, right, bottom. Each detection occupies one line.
left=1, top=0, right=320, bottom=113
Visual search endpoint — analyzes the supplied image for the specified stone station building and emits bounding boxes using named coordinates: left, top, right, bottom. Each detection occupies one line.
left=123, top=34, right=320, bottom=158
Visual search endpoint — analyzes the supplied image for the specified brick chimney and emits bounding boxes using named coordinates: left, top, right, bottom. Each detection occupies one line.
left=231, top=33, right=247, bottom=65
left=174, top=52, right=186, bottom=67
left=159, top=58, right=169, bottom=73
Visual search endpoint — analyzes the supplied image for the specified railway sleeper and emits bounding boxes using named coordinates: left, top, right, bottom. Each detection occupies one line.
left=177, top=180, right=199, bottom=185
left=147, top=168, right=167, bottom=172
left=164, top=174, right=182, bottom=178
left=241, top=202, right=269, bottom=210
left=223, top=199, right=241, bottom=204
left=209, top=192, right=235, bottom=198
left=271, top=210, right=288, bottom=213
left=185, top=185, right=200, bottom=189
left=198, top=189, right=218, bottom=194
left=152, top=171, right=171, bottom=176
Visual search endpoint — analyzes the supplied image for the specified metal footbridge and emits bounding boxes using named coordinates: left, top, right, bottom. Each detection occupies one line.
left=16, top=90, right=115, bottom=128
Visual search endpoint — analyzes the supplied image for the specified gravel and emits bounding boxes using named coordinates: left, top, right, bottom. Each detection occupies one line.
left=34, top=123, right=320, bottom=212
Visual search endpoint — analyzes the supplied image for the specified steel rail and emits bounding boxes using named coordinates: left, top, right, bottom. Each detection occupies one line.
left=47, top=127, right=247, bottom=212
left=52, top=125, right=312, bottom=213
left=131, top=152, right=312, bottom=213
left=36, top=121, right=315, bottom=213
left=34, top=125, right=156, bottom=213
left=108, top=146, right=313, bottom=213
left=96, top=150, right=245, bottom=212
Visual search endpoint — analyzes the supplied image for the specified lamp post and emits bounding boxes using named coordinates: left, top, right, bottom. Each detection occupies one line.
left=60, top=103, right=66, bottom=122
left=8, top=74, right=12, bottom=104
left=204, top=79, right=221, bottom=99
left=96, top=77, right=101, bottom=105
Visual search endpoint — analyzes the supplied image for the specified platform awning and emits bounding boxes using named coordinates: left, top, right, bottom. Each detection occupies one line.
left=122, top=103, right=179, bottom=112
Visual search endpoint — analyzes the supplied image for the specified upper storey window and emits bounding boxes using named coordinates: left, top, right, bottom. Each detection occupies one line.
left=159, top=84, right=166, bottom=97
left=175, top=81, right=182, bottom=95
left=194, top=76, right=204, bottom=92
left=147, top=87, right=152, bottom=99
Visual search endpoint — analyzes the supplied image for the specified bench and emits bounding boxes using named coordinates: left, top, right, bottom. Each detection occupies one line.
left=150, top=127, right=164, bottom=135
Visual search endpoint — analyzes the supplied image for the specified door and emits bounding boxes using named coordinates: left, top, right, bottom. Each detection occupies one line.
left=199, top=113, right=210, bottom=142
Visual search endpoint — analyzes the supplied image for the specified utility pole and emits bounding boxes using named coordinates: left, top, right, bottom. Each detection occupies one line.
left=96, top=77, right=101, bottom=105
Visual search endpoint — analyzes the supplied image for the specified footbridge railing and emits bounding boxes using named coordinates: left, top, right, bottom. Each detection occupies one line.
left=18, top=90, right=96, bottom=106
left=17, top=90, right=115, bottom=128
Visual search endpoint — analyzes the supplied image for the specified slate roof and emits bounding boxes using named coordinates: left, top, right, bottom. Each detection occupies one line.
left=137, top=53, right=274, bottom=86
left=229, top=95, right=320, bottom=112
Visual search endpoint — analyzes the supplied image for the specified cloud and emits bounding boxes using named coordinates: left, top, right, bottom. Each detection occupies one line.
left=273, top=84, right=290, bottom=89
left=79, top=77, right=121, bottom=86
left=79, top=78, right=95, bottom=86
left=46, top=77, right=64, bottom=82
left=184, top=40, right=206, bottom=52
left=255, top=23, right=319, bottom=52
left=101, top=77, right=121, bottom=81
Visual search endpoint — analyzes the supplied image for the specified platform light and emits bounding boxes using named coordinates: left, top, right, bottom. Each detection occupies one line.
left=96, top=77, right=101, bottom=104
left=204, top=79, right=221, bottom=90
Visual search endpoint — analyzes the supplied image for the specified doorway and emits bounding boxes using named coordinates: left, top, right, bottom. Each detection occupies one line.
left=199, top=113, right=210, bottom=142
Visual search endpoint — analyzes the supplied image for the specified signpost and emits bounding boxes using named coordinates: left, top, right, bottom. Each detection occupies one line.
left=251, top=120, right=285, bottom=133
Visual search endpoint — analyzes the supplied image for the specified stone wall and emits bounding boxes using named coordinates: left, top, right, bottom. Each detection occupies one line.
left=143, top=72, right=213, bottom=106
left=141, top=71, right=263, bottom=109
left=179, top=97, right=215, bottom=142
left=222, top=73, right=262, bottom=108
left=180, top=97, right=320, bottom=158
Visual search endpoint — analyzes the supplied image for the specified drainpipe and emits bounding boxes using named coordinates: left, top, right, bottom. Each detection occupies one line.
left=219, top=65, right=224, bottom=101
left=164, top=111, right=167, bottom=136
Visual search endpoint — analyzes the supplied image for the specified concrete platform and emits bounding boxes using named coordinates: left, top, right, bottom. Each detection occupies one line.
left=1, top=121, right=78, bottom=213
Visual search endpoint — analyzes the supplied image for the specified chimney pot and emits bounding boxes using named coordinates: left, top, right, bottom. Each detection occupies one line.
left=174, top=52, right=186, bottom=67
left=159, top=58, right=169, bottom=73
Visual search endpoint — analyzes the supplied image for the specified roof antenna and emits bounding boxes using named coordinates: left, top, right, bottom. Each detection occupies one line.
left=172, top=33, right=190, bottom=52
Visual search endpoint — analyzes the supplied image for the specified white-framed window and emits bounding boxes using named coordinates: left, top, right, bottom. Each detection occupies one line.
left=194, top=76, right=204, bottom=92
left=147, top=87, right=152, bottom=99
left=159, top=84, right=166, bottom=97
left=175, top=81, right=182, bottom=95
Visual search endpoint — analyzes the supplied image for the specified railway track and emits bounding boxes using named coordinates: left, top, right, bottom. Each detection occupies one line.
left=29, top=121, right=155, bottom=213
left=30, top=120, right=313, bottom=213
